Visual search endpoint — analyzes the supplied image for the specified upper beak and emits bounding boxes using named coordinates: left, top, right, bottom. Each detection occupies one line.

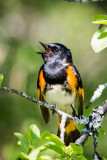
left=36, top=42, right=47, bottom=54
left=39, top=42, right=46, bottom=49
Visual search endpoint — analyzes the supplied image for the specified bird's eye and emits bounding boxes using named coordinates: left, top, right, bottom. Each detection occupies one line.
left=55, top=48, right=59, bottom=52
left=53, top=47, right=59, bottom=52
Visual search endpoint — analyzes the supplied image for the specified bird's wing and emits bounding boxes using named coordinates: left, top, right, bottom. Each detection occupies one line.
left=37, top=65, right=50, bottom=123
left=66, top=65, right=84, bottom=115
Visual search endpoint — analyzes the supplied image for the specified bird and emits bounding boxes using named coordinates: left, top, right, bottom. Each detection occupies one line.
left=37, top=42, right=84, bottom=145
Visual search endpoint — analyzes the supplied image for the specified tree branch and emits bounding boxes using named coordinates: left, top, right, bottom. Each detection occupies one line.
left=75, top=100, right=107, bottom=145
left=0, top=86, right=76, bottom=120
left=75, top=132, right=90, bottom=146
left=0, top=85, right=107, bottom=160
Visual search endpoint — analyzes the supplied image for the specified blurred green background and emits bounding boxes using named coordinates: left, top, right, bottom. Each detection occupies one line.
left=0, top=0, right=107, bottom=159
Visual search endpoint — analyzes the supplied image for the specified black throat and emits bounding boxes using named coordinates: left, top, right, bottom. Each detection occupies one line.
left=43, top=59, right=67, bottom=84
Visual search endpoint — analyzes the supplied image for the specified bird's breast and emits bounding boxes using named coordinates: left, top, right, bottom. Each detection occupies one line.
left=43, top=84, right=76, bottom=114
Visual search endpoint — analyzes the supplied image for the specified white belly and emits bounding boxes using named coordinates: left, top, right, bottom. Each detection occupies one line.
left=43, top=84, right=76, bottom=114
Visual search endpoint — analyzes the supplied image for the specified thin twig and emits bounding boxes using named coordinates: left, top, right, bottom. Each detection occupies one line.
left=60, top=114, right=67, bottom=144
left=86, top=83, right=107, bottom=109
left=93, top=132, right=102, bottom=160
left=93, top=132, right=98, bottom=153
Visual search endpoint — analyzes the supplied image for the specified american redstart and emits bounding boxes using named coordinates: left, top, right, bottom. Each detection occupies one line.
left=37, top=42, right=84, bottom=145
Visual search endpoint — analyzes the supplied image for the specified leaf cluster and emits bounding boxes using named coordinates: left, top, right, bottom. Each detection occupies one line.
left=0, top=74, right=3, bottom=86
left=14, top=124, right=86, bottom=160
left=91, top=14, right=107, bottom=53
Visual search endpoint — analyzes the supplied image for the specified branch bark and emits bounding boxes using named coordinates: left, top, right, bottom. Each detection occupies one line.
left=0, top=86, right=76, bottom=120
left=75, top=100, right=107, bottom=146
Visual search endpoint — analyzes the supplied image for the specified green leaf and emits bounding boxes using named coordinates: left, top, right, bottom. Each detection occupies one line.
left=91, top=27, right=107, bottom=53
left=14, top=132, right=29, bottom=153
left=94, top=15, right=107, bottom=21
left=74, top=155, right=87, bottom=160
left=30, top=124, right=40, bottom=138
left=61, top=158, right=71, bottom=160
left=30, top=124, right=40, bottom=144
left=28, top=148, right=40, bottom=160
left=0, top=74, right=3, bottom=85
left=46, top=143, right=64, bottom=155
left=98, top=32, right=107, bottom=39
left=16, top=152, right=29, bottom=160
left=69, top=143, right=83, bottom=155
left=40, top=131, right=51, bottom=141
left=46, top=134, right=65, bottom=148
left=39, top=132, right=52, bottom=149
left=26, top=130, right=32, bottom=144
left=77, top=124, right=84, bottom=133
left=93, top=14, right=107, bottom=25
left=59, top=158, right=71, bottom=160
left=97, top=128, right=105, bottom=137
left=37, top=155, right=53, bottom=160
left=93, top=20, right=107, bottom=25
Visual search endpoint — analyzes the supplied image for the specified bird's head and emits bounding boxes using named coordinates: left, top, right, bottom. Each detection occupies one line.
left=37, top=42, right=73, bottom=63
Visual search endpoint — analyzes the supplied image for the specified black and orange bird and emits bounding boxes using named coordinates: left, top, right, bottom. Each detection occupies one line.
left=37, top=42, right=84, bottom=145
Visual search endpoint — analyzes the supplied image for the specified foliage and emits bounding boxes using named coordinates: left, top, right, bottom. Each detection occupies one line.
left=14, top=124, right=86, bottom=160
left=91, top=14, right=107, bottom=53
left=93, top=14, right=107, bottom=25
left=0, top=74, right=3, bottom=85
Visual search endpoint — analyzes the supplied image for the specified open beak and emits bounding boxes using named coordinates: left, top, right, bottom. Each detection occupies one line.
left=36, top=42, right=47, bottom=54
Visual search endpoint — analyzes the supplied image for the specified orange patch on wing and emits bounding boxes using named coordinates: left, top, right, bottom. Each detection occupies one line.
left=37, top=88, right=41, bottom=99
left=76, top=87, right=84, bottom=115
left=77, top=87, right=84, bottom=100
left=65, top=120, right=78, bottom=134
left=66, top=66, right=78, bottom=90
left=58, top=119, right=60, bottom=129
left=39, top=69, right=45, bottom=92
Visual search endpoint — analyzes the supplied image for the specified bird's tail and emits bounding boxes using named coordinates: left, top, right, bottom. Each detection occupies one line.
left=57, top=115, right=80, bottom=146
